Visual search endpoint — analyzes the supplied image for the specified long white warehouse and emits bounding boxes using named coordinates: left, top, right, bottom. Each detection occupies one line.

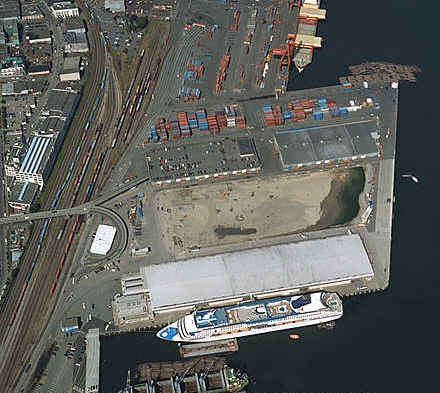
left=140, top=234, right=374, bottom=313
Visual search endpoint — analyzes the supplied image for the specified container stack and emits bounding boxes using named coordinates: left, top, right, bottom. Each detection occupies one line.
left=207, top=114, right=219, bottom=134
left=215, top=111, right=227, bottom=129
left=185, top=59, right=205, bottom=80
left=148, top=125, right=159, bottom=143
left=317, top=97, right=329, bottom=113
left=178, top=87, right=201, bottom=101
left=215, top=52, right=231, bottom=93
left=169, top=120, right=181, bottom=139
left=328, top=99, right=339, bottom=118
left=177, top=112, right=191, bottom=137
left=273, top=105, right=284, bottom=125
left=312, top=108, right=323, bottom=121
left=263, top=105, right=275, bottom=127
left=196, top=109, right=209, bottom=132
left=155, top=117, right=169, bottom=140
left=339, top=108, right=349, bottom=118
left=187, top=112, right=198, bottom=131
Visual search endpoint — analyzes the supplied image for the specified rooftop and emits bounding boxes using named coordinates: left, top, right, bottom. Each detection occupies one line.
left=147, top=137, right=261, bottom=183
left=142, top=234, right=374, bottom=310
left=9, top=181, right=39, bottom=205
left=275, top=120, right=379, bottom=168
left=90, top=224, right=116, bottom=255
left=114, top=293, right=151, bottom=323
left=104, top=0, right=125, bottom=13
left=44, top=88, right=78, bottom=117
left=62, top=56, right=80, bottom=72
left=19, top=137, right=52, bottom=174
left=0, top=1, right=20, bottom=21
left=85, top=328, right=100, bottom=393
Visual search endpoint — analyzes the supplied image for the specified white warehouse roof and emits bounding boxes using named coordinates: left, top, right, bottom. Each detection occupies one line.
left=90, top=225, right=116, bottom=255
left=142, top=234, right=373, bottom=310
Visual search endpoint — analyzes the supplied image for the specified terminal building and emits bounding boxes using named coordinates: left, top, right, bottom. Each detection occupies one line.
left=114, top=234, right=374, bottom=326
left=274, top=120, right=380, bottom=171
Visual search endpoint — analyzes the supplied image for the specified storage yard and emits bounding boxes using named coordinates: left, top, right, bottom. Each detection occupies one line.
left=155, top=171, right=334, bottom=254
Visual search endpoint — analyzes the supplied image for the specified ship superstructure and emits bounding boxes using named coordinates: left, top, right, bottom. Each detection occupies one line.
left=157, top=292, right=342, bottom=343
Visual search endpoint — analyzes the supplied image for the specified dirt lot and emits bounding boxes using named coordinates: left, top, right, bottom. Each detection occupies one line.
left=154, top=171, right=337, bottom=253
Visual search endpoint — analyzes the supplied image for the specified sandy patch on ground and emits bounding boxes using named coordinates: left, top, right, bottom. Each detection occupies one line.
left=154, top=172, right=333, bottom=253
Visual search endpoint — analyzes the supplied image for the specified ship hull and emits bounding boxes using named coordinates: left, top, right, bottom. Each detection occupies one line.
left=158, top=312, right=342, bottom=343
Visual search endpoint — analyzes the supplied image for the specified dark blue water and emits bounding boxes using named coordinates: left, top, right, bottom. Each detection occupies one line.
left=102, top=1, right=439, bottom=392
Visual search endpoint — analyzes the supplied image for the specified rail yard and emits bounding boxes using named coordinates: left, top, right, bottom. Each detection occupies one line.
left=0, top=0, right=419, bottom=392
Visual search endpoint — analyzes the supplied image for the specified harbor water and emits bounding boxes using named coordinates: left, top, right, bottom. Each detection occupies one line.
left=101, top=1, right=438, bottom=392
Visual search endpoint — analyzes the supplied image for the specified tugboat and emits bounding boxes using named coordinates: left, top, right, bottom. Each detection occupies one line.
left=317, top=321, right=337, bottom=331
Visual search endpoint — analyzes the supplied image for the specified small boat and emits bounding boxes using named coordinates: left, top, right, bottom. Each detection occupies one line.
left=401, top=174, right=419, bottom=183
left=289, top=334, right=300, bottom=340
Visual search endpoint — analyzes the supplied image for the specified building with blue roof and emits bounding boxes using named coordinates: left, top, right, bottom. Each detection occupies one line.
left=8, top=181, right=39, bottom=212
left=15, top=136, right=53, bottom=187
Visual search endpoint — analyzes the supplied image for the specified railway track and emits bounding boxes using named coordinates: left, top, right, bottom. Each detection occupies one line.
left=100, top=24, right=170, bottom=186
left=0, top=7, right=111, bottom=392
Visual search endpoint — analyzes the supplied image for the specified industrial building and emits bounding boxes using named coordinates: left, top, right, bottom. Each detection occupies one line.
left=8, top=181, right=39, bottom=212
left=0, top=56, right=24, bottom=77
left=114, top=234, right=374, bottom=325
left=24, top=20, right=52, bottom=44
left=85, top=328, right=100, bottom=393
left=65, top=17, right=86, bottom=34
left=148, top=137, right=261, bottom=186
left=14, top=136, right=53, bottom=187
left=90, top=224, right=116, bottom=255
left=274, top=120, right=380, bottom=171
left=27, top=64, right=50, bottom=76
left=2, top=20, right=19, bottom=46
left=1, top=81, right=28, bottom=96
left=50, top=2, right=80, bottom=19
left=0, top=1, right=21, bottom=22
left=104, top=0, right=126, bottom=13
left=64, top=31, right=89, bottom=53
left=21, top=2, right=45, bottom=21
left=60, top=56, right=80, bottom=81
left=5, top=88, right=79, bottom=187
left=113, top=293, right=152, bottom=327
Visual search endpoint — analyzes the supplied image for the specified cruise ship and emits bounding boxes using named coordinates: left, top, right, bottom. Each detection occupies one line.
left=157, top=292, right=343, bottom=343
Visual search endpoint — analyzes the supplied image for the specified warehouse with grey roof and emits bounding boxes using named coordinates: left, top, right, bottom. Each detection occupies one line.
left=274, top=120, right=379, bottom=171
